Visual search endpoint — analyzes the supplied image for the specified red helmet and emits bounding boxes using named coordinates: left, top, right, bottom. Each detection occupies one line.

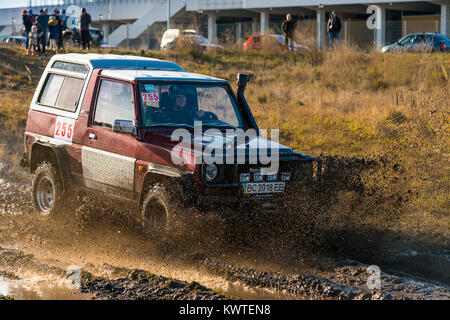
left=22, top=9, right=28, bottom=15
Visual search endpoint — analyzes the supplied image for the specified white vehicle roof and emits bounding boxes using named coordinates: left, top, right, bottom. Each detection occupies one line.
left=49, top=53, right=184, bottom=71
left=100, top=69, right=227, bottom=83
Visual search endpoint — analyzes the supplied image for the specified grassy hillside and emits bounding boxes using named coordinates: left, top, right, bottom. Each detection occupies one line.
left=0, top=46, right=448, bottom=247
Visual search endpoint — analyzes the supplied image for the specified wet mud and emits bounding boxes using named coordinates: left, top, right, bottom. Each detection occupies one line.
left=0, top=155, right=449, bottom=300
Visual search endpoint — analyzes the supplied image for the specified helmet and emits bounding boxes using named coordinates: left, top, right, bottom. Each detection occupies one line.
left=22, top=9, right=28, bottom=15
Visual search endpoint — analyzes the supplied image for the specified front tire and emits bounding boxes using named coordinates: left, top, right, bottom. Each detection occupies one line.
left=141, top=183, right=182, bottom=237
left=31, top=162, right=64, bottom=219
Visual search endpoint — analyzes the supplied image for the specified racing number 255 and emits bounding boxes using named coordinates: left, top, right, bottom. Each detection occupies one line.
left=54, top=117, right=75, bottom=142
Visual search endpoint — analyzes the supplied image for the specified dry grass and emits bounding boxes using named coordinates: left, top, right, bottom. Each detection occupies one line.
left=0, top=45, right=448, bottom=246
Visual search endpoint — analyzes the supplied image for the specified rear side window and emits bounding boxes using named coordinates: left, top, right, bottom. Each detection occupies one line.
left=94, top=80, right=134, bottom=128
left=38, top=73, right=84, bottom=112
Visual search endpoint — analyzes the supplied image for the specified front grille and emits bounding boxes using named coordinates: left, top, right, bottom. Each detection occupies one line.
left=203, top=158, right=313, bottom=185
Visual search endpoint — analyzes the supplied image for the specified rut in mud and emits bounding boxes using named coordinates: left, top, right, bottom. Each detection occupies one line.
left=0, top=152, right=449, bottom=300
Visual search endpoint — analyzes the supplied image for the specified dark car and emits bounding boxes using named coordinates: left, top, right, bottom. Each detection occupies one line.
left=381, top=33, right=450, bottom=53
left=63, top=26, right=104, bottom=47
left=3, top=36, right=27, bottom=46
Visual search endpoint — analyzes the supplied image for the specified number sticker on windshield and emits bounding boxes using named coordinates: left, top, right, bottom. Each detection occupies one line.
left=141, top=93, right=159, bottom=102
left=54, top=116, right=75, bottom=143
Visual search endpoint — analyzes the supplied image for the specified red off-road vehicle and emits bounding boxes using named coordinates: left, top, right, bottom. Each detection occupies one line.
left=22, top=54, right=314, bottom=233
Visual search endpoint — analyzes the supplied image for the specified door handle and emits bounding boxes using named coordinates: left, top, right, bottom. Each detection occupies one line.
left=89, top=133, right=97, bottom=140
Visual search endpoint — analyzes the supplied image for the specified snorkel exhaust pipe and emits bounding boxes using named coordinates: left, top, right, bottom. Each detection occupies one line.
left=236, top=73, right=259, bottom=134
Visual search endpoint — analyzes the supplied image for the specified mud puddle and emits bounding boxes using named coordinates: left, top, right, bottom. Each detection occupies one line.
left=0, top=161, right=449, bottom=300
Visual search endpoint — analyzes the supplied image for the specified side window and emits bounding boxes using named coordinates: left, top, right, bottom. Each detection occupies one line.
left=414, top=35, right=426, bottom=44
left=399, top=35, right=413, bottom=46
left=39, top=74, right=64, bottom=107
left=94, top=80, right=134, bottom=128
left=38, top=73, right=84, bottom=112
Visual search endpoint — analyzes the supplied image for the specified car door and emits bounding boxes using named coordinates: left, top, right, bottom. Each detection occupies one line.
left=412, top=34, right=428, bottom=52
left=82, top=78, right=138, bottom=199
left=397, top=34, right=414, bottom=51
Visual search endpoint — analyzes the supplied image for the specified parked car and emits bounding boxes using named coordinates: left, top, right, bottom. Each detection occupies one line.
left=160, top=29, right=223, bottom=50
left=243, top=34, right=310, bottom=52
left=381, top=33, right=450, bottom=53
left=63, top=26, right=104, bottom=47
left=21, top=53, right=315, bottom=234
left=160, top=29, right=197, bottom=50
left=2, top=36, right=27, bottom=46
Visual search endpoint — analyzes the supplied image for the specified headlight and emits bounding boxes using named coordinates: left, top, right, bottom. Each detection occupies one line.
left=280, top=172, right=291, bottom=181
left=240, top=173, right=250, bottom=182
left=205, top=164, right=218, bottom=182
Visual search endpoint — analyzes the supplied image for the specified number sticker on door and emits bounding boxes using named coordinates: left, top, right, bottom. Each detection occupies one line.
left=54, top=116, right=75, bottom=142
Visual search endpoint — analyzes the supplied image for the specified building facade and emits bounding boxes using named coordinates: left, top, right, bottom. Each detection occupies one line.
left=1, top=0, right=449, bottom=50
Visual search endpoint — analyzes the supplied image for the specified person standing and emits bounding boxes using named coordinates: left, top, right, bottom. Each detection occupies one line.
left=36, top=9, right=48, bottom=54
left=281, top=14, right=295, bottom=51
left=327, top=10, right=341, bottom=50
left=57, top=9, right=65, bottom=49
left=80, top=8, right=92, bottom=50
left=22, top=9, right=32, bottom=51
left=48, top=9, right=60, bottom=51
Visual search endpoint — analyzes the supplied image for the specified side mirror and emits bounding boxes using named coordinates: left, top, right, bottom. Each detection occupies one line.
left=113, top=119, right=136, bottom=135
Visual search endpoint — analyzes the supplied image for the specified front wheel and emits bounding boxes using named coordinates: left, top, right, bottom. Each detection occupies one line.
left=31, top=162, right=64, bottom=219
left=141, top=183, right=182, bottom=237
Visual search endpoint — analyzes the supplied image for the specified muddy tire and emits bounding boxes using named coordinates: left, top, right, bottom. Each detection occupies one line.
left=141, top=183, right=182, bottom=237
left=31, top=162, right=64, bottom=219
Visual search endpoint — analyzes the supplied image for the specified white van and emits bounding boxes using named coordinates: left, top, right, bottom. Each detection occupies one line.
left=160, top=29, right=197, bottom=50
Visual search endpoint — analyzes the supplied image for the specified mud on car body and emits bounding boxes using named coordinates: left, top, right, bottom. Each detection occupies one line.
left=21, top=53, right=315, bottom=232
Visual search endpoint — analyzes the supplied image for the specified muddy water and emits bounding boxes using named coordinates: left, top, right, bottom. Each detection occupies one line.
left=0, top=160, right=449, bottom=300
left=0, top=275, right=92, bottom=300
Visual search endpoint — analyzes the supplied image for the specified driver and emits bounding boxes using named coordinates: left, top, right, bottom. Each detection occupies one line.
left=167, top=85, right=205, bottom=123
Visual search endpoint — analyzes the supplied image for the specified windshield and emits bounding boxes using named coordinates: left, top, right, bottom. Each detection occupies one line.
left=138, top=82, right=245, bottom=129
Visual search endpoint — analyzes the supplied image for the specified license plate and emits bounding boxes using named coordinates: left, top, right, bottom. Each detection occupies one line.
left=242, top=182, right=285, bottom=194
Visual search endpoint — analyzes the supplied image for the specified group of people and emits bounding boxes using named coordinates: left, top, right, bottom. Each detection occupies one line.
left=22, top=7, right=92, bottom=56
left=282, top=10, right=342, bottom=50
left=22, top=7, right=66, bottom=55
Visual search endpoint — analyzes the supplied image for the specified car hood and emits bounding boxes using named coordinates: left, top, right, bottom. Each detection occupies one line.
left=381, top=43, right=397, bottom=52
left=142, top=129, right=313, bottom=163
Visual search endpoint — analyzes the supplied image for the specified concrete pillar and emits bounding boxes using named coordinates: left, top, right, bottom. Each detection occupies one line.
left=252, top=16, right=258, bottom=34
left=374, top=6, right=386, bottom=49
left=344, top=20, right=348, bottom=43
left=260, top=11, right=269, bottom=34
left=441, top=2, right=450, bottom=37
left=236, top=22, right=242, bottom=43
left=208, top=13, right=217, bottom=43
left=104, top=23, right=110, bottom=44
left=316, top=7, right=325, bottom=50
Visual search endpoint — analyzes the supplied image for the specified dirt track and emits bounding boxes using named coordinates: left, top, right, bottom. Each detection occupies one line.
left=0, top=162, right=449, bottom=300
